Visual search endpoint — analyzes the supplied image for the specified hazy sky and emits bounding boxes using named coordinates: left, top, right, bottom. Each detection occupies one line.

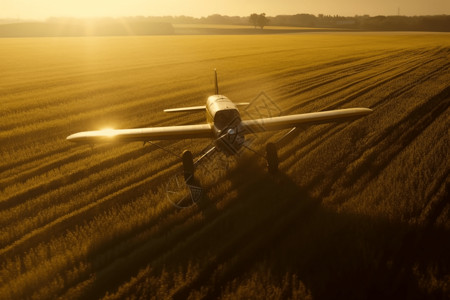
left=2, top=0, right=450, bottom=19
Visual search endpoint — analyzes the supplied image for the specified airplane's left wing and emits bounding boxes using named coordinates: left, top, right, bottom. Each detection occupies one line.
left=241, top=108, right=372, bottom=133
left=67, top=124, right=214, bottom=144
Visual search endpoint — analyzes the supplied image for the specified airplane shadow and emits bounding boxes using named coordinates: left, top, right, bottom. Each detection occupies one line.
left=81, top=153, right=448, bottom=300
left=174, top=157, right=450, bottom=300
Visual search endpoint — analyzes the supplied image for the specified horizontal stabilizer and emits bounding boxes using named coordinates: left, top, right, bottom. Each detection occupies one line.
left=164, top=102, right=249, bottom=113
left=234, top=102, right=250, bottom=107
left=164, top=106, right=206, bottom=113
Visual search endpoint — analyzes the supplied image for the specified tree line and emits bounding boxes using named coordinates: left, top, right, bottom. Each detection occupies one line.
left=1, top=13, right=449, bottom=33
left=127, top=13, right=450, bottom=31
left=272, top=14, right=450, bottom=31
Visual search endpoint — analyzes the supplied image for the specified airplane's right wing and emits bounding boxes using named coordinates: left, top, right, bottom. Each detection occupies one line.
left=241, top=108, right=372, bottom=133
left=67, top=124, right=214, bottom=144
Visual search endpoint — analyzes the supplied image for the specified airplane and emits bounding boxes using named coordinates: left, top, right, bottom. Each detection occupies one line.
left=67, top=70, right=372, bottom=180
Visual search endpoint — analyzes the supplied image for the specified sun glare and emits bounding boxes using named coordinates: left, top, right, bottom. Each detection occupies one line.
left=100, top=128, right=117, bottom=137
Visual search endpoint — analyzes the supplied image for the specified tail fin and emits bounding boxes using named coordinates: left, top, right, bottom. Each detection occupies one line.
left=214, top=68, right=219, bottom=95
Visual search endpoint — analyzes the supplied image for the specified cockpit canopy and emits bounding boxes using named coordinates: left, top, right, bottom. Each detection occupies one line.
left=214, top=109, right=241, bottom=131
left=206, top=95, right=241, bottom=131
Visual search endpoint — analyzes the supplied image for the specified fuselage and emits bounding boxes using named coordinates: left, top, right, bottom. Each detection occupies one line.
left=206, top=95, right=245, bottom=155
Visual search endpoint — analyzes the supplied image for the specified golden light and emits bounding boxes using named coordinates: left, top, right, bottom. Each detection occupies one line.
left=99, top=128, right=117, bottom=137
left=6, top=0, right=183, bottom=19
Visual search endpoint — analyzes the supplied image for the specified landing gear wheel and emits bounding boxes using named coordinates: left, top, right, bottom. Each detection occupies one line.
left=266, top=143, right=279, bottom=174
left=182, top=150, right=195, bottom=184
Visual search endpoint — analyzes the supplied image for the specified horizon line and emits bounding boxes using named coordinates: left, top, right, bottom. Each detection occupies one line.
left=2, top=12, right=450, bottom=22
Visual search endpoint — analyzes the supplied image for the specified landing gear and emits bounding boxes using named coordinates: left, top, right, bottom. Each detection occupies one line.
left=182, top=150, right=195, bottom=184
left=266, top=143, right=279, bottom=174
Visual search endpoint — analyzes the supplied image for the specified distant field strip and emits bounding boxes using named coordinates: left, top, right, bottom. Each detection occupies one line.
left=0, top=34, right=449, bottom=299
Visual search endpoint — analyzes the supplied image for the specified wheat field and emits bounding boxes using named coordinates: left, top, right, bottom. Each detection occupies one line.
left=1, top=33, right=449, bottom=299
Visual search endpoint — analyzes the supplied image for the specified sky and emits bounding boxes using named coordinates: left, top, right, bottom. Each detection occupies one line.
left=2, top=0, right=450, bottom=20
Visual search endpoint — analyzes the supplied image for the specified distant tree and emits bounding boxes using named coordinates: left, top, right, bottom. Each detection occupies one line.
left=249, top=13, right=259, bottom=28
left=250, top=13, right=269, bottom=29
left=257, top=13, right=269, bottom=29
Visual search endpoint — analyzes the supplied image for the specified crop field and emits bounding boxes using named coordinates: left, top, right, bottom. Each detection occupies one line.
left=1, top=33, right=449, bottom=299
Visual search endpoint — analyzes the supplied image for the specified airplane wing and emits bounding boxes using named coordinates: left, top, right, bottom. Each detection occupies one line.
left=66, top=124, right=214, bottom=144
left=241, top=108, right=372, bottom=133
